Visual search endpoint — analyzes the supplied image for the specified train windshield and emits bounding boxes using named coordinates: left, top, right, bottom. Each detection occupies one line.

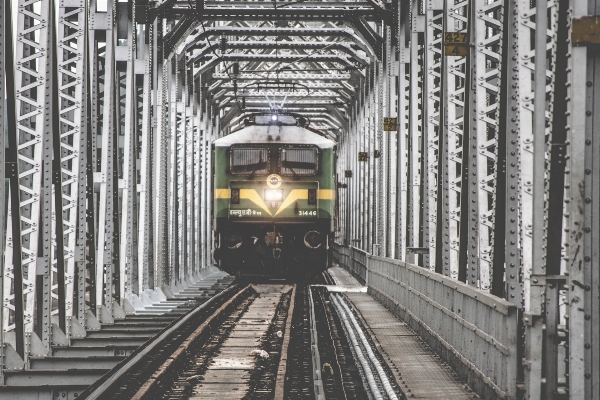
left=280, top=147, right=318, bottom=176
left=231, top=147, right=269, bottom=175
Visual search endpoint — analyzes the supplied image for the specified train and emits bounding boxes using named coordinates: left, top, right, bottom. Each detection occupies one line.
left=212, top=112, right=337, bottom=277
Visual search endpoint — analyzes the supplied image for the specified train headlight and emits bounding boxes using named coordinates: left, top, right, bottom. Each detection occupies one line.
left=304, top=231, right=322, bottom=249
left=264, top=189, right=283, bottom=201
left=271, top=114, right=278, bottom=121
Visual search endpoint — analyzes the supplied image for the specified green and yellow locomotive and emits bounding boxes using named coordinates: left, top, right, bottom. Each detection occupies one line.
left=213, top=112, right=337, bottom=277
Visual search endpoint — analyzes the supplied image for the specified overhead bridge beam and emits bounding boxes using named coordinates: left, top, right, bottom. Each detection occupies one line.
left=186, top=41, right=369, bottom=67
left=167, top=2, right=384, bottom=21
left=220, top=100, right=350, bottom=108
left=216, top=82, right=356, bottom=92
left=192, top=54, right=360, bottom=73
left=169, top=26, right=374, bottom=59
left=211, top=73, right=353, bottom=81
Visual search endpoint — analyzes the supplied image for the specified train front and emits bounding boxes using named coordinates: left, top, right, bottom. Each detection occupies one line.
left=213, top=113, right=336, bottom=278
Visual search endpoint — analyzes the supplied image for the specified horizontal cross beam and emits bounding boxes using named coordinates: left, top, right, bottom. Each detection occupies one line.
left=211, top=72, right=353, bottom=80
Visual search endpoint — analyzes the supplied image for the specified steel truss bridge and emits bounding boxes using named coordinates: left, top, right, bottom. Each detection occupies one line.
left=0, top=0, right=598, bottom=398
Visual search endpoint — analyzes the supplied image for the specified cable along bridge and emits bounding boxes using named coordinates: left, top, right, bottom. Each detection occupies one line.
left=0, top=0, right=598, bottom=398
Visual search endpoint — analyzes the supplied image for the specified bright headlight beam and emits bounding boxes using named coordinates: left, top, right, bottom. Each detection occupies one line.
left=264, top=189, right=283, bottom=201
left=271, top=114, right=278, bottom=121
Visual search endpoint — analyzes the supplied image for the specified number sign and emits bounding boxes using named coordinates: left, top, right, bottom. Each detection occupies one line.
left=383, top=117, right=397, bottom=131
left=443, top=32, right=469, bottom=57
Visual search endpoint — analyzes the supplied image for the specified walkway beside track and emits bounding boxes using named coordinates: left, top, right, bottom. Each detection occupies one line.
left=328, top=266, right=477, bottom=399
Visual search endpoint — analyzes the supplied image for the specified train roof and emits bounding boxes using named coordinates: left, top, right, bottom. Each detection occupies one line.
left=214, top=124, right=336, bottom=149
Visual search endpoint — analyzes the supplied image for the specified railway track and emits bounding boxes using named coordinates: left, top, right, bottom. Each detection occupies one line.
left=79, top=272, right=402, bottom=400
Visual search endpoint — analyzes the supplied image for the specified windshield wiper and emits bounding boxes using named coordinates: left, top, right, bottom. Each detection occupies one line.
left=249, top=156, right=264, bottom=179
left=283, top=160, right=300, bottom=180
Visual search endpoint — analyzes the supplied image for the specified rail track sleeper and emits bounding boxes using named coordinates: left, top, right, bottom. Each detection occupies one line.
left=273, top=285, right=297, bottom=400
left=130, top=284, right=253, bottom=400
left=82, top=284, right=241, bottom=399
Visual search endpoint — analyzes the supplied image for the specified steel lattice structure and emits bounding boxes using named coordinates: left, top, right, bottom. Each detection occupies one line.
left=0, top=0, right=599, bottom=398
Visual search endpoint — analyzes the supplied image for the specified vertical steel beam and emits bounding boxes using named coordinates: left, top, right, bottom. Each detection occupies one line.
left=85, top=15, right=100, bottom=319
left=468, top=0, right=504, bottom=290
left=522, top=0, right=558, bottom=394
left=154, top=21, right=168, bottom=289
left=440, top=0, right=467, bottom=279
left=193, top=75, right=201, bottom=274
left=205, top=101, right=214, bottom=267
left=424, top=2, right=443, bottom=270
left=167, top=56, right=177, bottom=285
left=397, top=5, right=410, bottom=261
left=502, top=0, right=523, bottom=307
left=566, top=7, right=587, bottom=397
left=567, top=0, right=600, bottom=396
left=0, top=0, right=6, bottom=378
left=57, top=0, right=88, bottom=330
left=118, top=3, right=138, bottom=302
left=138, top=23, right=153, bottom=294
left=40, top=0, right=56, bottom=348
left=3, top=0, right=24, bottom=361
left=368, top=68, right=375, bottom=253
left=387, top=18, right=398, bottom=258
left=409, top=4, right=424, bottom=265
left=93, top=0, right=118, bottom=317
left=199, top=78, right=207, bottom=269
left=9, top=0, right=52, bottom=355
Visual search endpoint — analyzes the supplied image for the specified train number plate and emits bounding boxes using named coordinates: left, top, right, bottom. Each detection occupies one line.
left=299, top=211, right=317, bottom=216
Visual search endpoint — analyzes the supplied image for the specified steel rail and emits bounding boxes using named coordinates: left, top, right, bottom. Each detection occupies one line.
left=332, top=294, right=399, bottom=400
left=82, top=283, right=241, bottom=399
left=336, top=296, right=398, bottom=400
left=331, top=295, right=383, bottom=400
left=308, top=287, right=326, bottom=400
left=274, top=285, right=297, bottom=400
left=130, top=284, right=252, bottom=399
left=318, top=287, right=350, bottom=399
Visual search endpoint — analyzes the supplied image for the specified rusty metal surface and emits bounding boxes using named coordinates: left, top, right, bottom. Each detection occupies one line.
left=345, top=292, right=476, bottom=399
left=572, top=16, right=600, bottom=45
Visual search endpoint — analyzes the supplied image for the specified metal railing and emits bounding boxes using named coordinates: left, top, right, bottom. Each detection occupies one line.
left=333, top=245, right=368, bottom=285
left=334, top=244, right=519, bottom=400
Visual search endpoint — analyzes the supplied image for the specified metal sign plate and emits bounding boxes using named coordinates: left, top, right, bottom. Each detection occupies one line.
left=383, top=117, right=397, bottom=131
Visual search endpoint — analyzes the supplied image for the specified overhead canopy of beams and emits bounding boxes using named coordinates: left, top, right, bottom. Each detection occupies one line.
left=149, top=0, right=390, bottom=135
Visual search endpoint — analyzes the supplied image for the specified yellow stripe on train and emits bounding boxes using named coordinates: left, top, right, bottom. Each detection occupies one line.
left=317, top=189, right=335, bottom=200
left=215, top=189, right=230, bottom=199
left=216, top=188, right=334, bottom=200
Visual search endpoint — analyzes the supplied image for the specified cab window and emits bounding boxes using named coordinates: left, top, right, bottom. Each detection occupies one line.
left=280, top=147, right=318, bottom=176
left=230, top=147, right=269, bottom=175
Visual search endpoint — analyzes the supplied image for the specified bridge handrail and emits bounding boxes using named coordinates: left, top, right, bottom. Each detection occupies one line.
left=333, top=244, right=518, bottom=400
